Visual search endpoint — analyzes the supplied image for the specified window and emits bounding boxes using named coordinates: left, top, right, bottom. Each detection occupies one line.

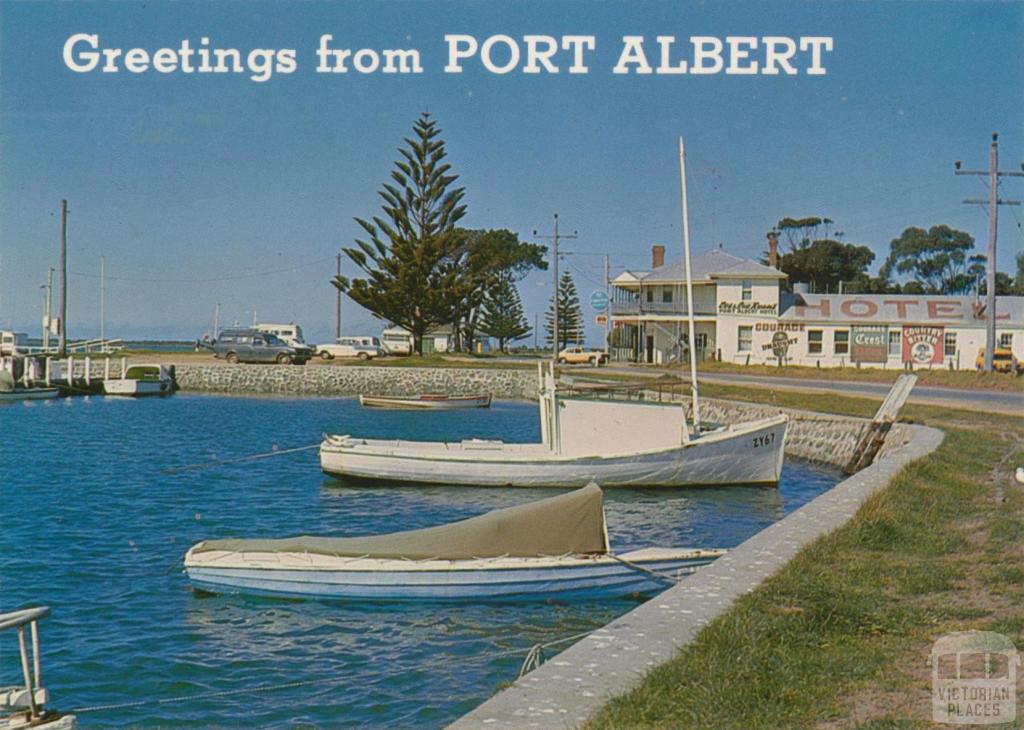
left=808, top=330, right=823, bottom=355
left=834, top=330, right=849, bottom=355
left=888, top=330, right=901, bottom=357
left=999, top=333, right=1013, bottom=348
left=662, top=288, right=673, bottom=303
left=741, top=280, right=753, bottom=302
left=646, top=288, right=654, bottom=303
left=944, top=332, right=957, bottom=357
left=738, top=326, right=752, bottom=352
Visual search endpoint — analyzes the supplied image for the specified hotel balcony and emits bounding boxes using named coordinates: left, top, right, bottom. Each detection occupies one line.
left=610, top=300, right=718, bottom=317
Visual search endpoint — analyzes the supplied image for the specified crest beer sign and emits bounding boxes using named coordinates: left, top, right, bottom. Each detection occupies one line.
left=903, top=326, right=944, bottom=365
left=852, top=326, right=887, bottom=363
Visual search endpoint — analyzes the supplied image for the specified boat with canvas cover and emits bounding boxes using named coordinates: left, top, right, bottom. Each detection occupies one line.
left=358, top=393, right=491, bottom=409
left=183, top=484, right=724, bottom=602
left=319, top=141, right=788, bottom=489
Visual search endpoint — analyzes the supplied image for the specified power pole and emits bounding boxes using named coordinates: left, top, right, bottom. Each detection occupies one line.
left=99, top=256, right=106, bottom=348
left=335, top=252, right=342, bottom=340
left=213, top=303, right=220, bottom=339
left=955, top=132, right=1023, bottom=371
left=604, top=254, right=610, bottom=354
left=533, top=213, right=577, bottom=365
left=58, top=200, right=68, bottom=357
left=43, top=268, right=53, bottom=352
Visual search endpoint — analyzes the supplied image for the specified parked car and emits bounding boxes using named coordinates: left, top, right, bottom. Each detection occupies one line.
left=316, top=337, right=384, bottom=360
left=975, top=347, right=1022, bottom=374
left=557, top=346, right=608, bottom=366
left=211, top=328, right=311, bottom=365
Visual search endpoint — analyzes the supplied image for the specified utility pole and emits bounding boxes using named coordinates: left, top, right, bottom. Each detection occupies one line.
left=43, top=268, right=53, bottom=352
left=99, top=256, right=106, bottom=348
left=58, top=200, right=68, bottom=357
left=533, top=213, right=577, bottom=365
left=213, top=303, right=220, bottom=339
left=604, top=254, right=610, bottom=354
left=955, top=132, right=1023, bottom=372
left=335, top=252, right=342, bottom=340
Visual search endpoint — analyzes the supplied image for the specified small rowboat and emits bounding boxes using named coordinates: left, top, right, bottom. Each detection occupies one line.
left=0, top=387, right=60, bottom=402
left=358, top=393, right=491, bottom=409
left=184, top=484, right=723, bottom=602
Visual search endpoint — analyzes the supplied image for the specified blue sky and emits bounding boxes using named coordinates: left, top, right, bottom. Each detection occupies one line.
left=1, top=0, right=1022, bottom=344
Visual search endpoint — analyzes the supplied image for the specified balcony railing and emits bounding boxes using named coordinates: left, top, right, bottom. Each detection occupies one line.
left=610, top=300, right=717, bottom=317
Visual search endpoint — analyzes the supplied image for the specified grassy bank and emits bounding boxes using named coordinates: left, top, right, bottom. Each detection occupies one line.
left=587, top=389, right=1023, bottom=729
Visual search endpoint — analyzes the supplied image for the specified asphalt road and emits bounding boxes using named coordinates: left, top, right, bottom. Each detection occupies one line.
left=592, top=366, right=1023, bottom=415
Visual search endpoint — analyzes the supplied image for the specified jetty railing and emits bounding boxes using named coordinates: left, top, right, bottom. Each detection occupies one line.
left=1, top=606, right=51, bottom=723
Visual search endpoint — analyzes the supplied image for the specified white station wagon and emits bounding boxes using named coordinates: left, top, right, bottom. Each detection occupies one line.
left=316, top=336, right=384, bottom=360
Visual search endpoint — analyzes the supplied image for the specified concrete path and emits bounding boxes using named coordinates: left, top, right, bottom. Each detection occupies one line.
left=449, top=423, right=946, bottom=729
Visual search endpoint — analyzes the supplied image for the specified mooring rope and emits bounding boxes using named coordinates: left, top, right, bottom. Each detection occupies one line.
left=162, top=442, right=321, bottom=474
left=606, top=553, right=690, bottom=586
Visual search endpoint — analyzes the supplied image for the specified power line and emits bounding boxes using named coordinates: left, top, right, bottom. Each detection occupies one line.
left=68, top=256, right=335, bottom=284
left=954, top=132, right=1023, bottom=372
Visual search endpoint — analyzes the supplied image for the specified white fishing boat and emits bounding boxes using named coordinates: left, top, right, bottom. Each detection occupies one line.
left=1, top=606, right=77, bottom=729
left=358, top=393, right=491, bottom=409
left=320, top=140, right=788, bottom=489
left=184, top=484, right=723, bottom=602
left=102, top=364, right=173, bottom=397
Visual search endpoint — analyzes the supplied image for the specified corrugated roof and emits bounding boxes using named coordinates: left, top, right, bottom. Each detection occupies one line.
left=641, top=249, right=785, bottom=283
left=778, top=293, right=1024, bottom=326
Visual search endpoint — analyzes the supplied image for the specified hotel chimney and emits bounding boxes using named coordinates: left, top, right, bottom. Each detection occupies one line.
left=651, top=244, right=666, bottom=269
left=766, top=230, right=779, bottom=269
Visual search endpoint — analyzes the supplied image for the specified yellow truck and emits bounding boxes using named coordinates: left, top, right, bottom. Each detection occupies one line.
left=975, top=347, right=1022, bottom=374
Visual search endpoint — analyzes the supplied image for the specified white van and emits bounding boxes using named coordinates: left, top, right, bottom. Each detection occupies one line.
left=255, top=323, right=306, bottom=348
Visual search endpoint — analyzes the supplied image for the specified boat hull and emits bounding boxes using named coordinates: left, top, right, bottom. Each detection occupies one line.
left=321, top=415, right=788, bottom=488
left=359, top=394, right=491, bottom=409
left=184, top=549, right=721, bottom=602
left=102, top=379, right=171, bottom=396
left=0, top=388, right=60, bottom=401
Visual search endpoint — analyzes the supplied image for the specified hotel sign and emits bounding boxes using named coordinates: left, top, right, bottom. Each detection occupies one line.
left=851, top=326, right=887, bottom=363
left=718, top=301, right=777, bottom=316
left=903, top=326, right=944, bottom=365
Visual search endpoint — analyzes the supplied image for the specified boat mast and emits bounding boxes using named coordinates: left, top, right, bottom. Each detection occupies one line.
left=678, top=138, right=701, bottom=434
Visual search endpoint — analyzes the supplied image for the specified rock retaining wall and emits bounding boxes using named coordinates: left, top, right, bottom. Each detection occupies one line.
left=173, top=364, right=539, bottom=400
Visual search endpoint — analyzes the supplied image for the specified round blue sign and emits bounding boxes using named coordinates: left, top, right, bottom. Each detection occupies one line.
left=590, top=290, right=609, bottom=312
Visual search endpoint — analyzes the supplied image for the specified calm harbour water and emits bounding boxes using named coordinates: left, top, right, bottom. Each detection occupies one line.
left=2, top=394, right=839, bottom=728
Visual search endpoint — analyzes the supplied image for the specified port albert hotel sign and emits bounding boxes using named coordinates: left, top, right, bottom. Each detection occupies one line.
left=609, top=246, right=1024, bottom=370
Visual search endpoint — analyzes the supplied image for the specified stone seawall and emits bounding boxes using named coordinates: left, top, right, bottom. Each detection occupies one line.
left=173, top=364, right=539, bottom=400
left=697, top=398, right=900, bottom=469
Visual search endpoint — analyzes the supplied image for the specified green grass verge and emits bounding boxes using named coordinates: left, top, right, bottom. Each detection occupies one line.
left=585, top=390, right=1023, bottom=729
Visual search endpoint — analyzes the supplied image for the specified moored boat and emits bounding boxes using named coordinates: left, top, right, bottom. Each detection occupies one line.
left=323, top=364, right=787, bottom=488
left=0, top=387, right=60, bottom=402
left=358, top=393, right=491, bottom=409
left=103, top=364, right=173, bottom=397
left=183, top=484, right=723, bottom=602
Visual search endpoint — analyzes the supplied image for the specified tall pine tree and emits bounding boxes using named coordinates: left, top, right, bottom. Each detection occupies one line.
left=332, top=113, right=471, bottom=355
left=478, top=276, right=531, bottom=352
left=545, top=270, right=584, bottom=351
